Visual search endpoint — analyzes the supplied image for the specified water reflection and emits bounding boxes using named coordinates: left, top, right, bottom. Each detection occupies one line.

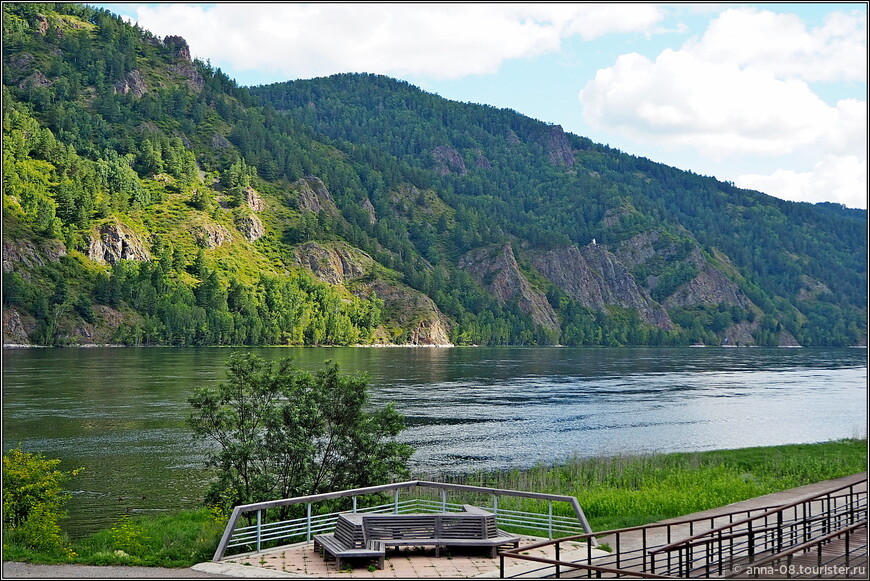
left=2, top=346, right=866, bottom=536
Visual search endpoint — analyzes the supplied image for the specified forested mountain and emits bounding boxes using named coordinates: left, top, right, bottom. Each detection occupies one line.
left=3, top=3, right=866, bottom=348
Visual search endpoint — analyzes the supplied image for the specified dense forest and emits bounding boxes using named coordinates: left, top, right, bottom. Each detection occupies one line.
left=3, top=3, right=866, bottom=348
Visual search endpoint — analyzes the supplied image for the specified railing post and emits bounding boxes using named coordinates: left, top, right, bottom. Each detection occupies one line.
left=548, top=501, right=554, bottom=539
left=352, top=495, right=357, bottom=512
left=306, top=503, right=312, bottom=541
left=493, top=495, right=499, bottom=516
left=441, top=488, right=447, bottom=512
left=256, top=509, right=262, bottom=553
left=394, top=489, right=399, bottom=514
left=555, top=541, right=561, bottom=578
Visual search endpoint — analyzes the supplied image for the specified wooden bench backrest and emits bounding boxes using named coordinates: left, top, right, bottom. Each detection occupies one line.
left=335, top=515, right=364, bottom=547
left=362, top=512, right=493, bottom=541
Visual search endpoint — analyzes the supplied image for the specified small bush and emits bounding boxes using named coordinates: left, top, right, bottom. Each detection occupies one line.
left=2, top=446, right=82, bottom=555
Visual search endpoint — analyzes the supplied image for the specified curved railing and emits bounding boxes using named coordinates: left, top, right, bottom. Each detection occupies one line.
left=212, top=479, right=596, bottom=561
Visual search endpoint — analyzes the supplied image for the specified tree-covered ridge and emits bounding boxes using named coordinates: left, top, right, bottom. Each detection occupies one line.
left=2, top=3, right=866, bottom=348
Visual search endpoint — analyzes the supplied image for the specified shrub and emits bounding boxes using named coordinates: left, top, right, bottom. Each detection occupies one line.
left=2, top=446, right=82, bottom=554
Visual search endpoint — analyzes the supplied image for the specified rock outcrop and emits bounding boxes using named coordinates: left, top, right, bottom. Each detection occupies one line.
left=293, top=242, right=372, bottom=285
left=192, top=222, right=232, bottom=249
left=87, top=222, right=150, bottom=264
left=432, top=145, right=467, bottom=176
left=235, top=213, right=265, bottom=242
left=543, top=124, right=574, bottom=169
left=294, top=176, right=340, bottom=216
left=459, top=244, right=560, bottom=331
left=3, top=238, right=67, bottom=272
left=114, top=69, right=147, bottom=97
left=364, top=279, right=453, bottom=346
left=532, top=244, right=673, bottom=329
left=163, top=35, right=203, bottom=92
left=663, top=266, right=753, bottom=310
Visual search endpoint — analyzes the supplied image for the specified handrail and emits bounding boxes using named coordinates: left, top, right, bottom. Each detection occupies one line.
left=212, top=479, right=596, bottom=561
left=720, top=519, right=868, bottom=577
left=650, top=480, right=865, bottom=554
left=499, top=476, right=867, bottom=578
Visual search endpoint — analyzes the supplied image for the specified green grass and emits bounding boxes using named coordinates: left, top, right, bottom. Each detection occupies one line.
left=2, top=508, right=226, bottom=568
left=435, top=438, right=868, bottom=531
left=4, top=439, right=866, bottom=567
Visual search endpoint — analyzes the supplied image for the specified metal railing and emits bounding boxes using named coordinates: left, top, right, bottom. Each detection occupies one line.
left=212, top=479, right=595, bottom=561
left=649, top=482, right=867, bottom=577
left=724, top=520, right=867, bottom=578
left=499, top=478, right=867, bottom=578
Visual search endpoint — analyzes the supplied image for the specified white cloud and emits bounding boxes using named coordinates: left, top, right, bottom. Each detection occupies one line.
left=126, top=3, right=664, bottom=80
left=579, top=6, right=867, bottom=207
left=737, top=155, right=867, bottom=210
left=686, top=7, right=867, bottom=82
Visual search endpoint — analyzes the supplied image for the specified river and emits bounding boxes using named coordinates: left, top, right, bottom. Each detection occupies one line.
left=2, top=346, right=866, bottom=536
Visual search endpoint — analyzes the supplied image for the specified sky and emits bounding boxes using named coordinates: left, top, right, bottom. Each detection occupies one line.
left=99, top=2, right=868, bottom=210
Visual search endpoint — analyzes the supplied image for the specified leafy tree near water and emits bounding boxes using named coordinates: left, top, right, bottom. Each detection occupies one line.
left=187, top=353, right=413, bottom=515
left=2, top=446, right=82, bottom=555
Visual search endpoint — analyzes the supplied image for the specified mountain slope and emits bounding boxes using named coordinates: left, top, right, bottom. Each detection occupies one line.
left=2, top=3, right=866, bottom=348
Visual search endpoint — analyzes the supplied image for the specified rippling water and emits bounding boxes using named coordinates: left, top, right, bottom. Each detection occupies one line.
left=2, top=346, right=866, bottom=536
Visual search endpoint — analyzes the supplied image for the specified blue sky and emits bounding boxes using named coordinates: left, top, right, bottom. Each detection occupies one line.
left=99, top=3, right=867, bottom=209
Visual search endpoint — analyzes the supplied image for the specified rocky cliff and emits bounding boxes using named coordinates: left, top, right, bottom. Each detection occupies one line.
left=293, top=241, right=453, bottom=346
left=531, top=244, right=673, bottom=329
left=87, top=221, right=150, bottom=264
left=459, top=244, right=560, bottom=331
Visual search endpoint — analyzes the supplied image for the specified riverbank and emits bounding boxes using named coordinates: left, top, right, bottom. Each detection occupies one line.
left=3, top=439, right=865, bottom=570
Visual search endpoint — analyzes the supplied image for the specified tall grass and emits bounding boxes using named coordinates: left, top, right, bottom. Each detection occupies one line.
left=434, top=439, right=867, bottom=531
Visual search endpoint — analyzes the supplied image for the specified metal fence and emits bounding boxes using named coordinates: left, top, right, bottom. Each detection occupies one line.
left=498, top=478, right=867, bottom=578
left=212, top=479, right=595, bottom=561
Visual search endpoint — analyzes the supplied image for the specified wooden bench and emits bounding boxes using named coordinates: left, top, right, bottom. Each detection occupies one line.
left=362, top=505, right=520, bottom=558
left=313, top=515, right=385, bottom=570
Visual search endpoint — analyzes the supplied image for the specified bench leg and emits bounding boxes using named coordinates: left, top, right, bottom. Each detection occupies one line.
left=335, top=556, right=342, bottom=570
left=378, top=556, right=385, bottom=570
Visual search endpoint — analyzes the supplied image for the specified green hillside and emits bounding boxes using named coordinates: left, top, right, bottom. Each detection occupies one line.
left=3, top=3, right=866, bottom=347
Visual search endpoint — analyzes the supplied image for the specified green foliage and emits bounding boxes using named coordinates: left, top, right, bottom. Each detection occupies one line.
left=2, top=2, right=865, bottom=348
left=448, top=439, right=867, bottom=532
left=187, top=353, right=414, bottom=513
left=2, top=446, right=82, bottom=554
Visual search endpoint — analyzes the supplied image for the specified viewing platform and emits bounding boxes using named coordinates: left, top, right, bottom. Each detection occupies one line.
left=200, top=474, right=866, bottom=578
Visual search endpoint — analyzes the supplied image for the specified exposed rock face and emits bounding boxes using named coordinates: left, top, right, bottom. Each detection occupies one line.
left=293, top=242, right=372, bottom=285
left=361, top=198, right=377, bottom=224
left=244, top=186, right=264, bottom=212
left=459, top=244, right=560, bottom=331
left=3, top=239, right=66, bottom=272
left=543, top=125, right=574, bottom=169
left=18, top=70, right=52, bottom=89
left=3, top=308, right=33, bottom=346
left=532, top=245, right=673, bottom=329
left=663, top=267, right=752, bottom=310
left=365, top=279, right=453, bottom=346
left=87, top=222, right=150, bottom=264
left=294, top=176, right=340, bottom=216
left=235, top=213, right=265, bottom=242
left=114, top=69, right=148, bottom=97
left=432, top=145, right=467, bottom=176
left=192, top=222, right=232, bottom=249
left=721, top=321, right=758, bottom=347
left=211, top=133, right=232, bottom=149
left=163, top=35, right=203, bottom=92
left=163, top=35, right=192, bottom=61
